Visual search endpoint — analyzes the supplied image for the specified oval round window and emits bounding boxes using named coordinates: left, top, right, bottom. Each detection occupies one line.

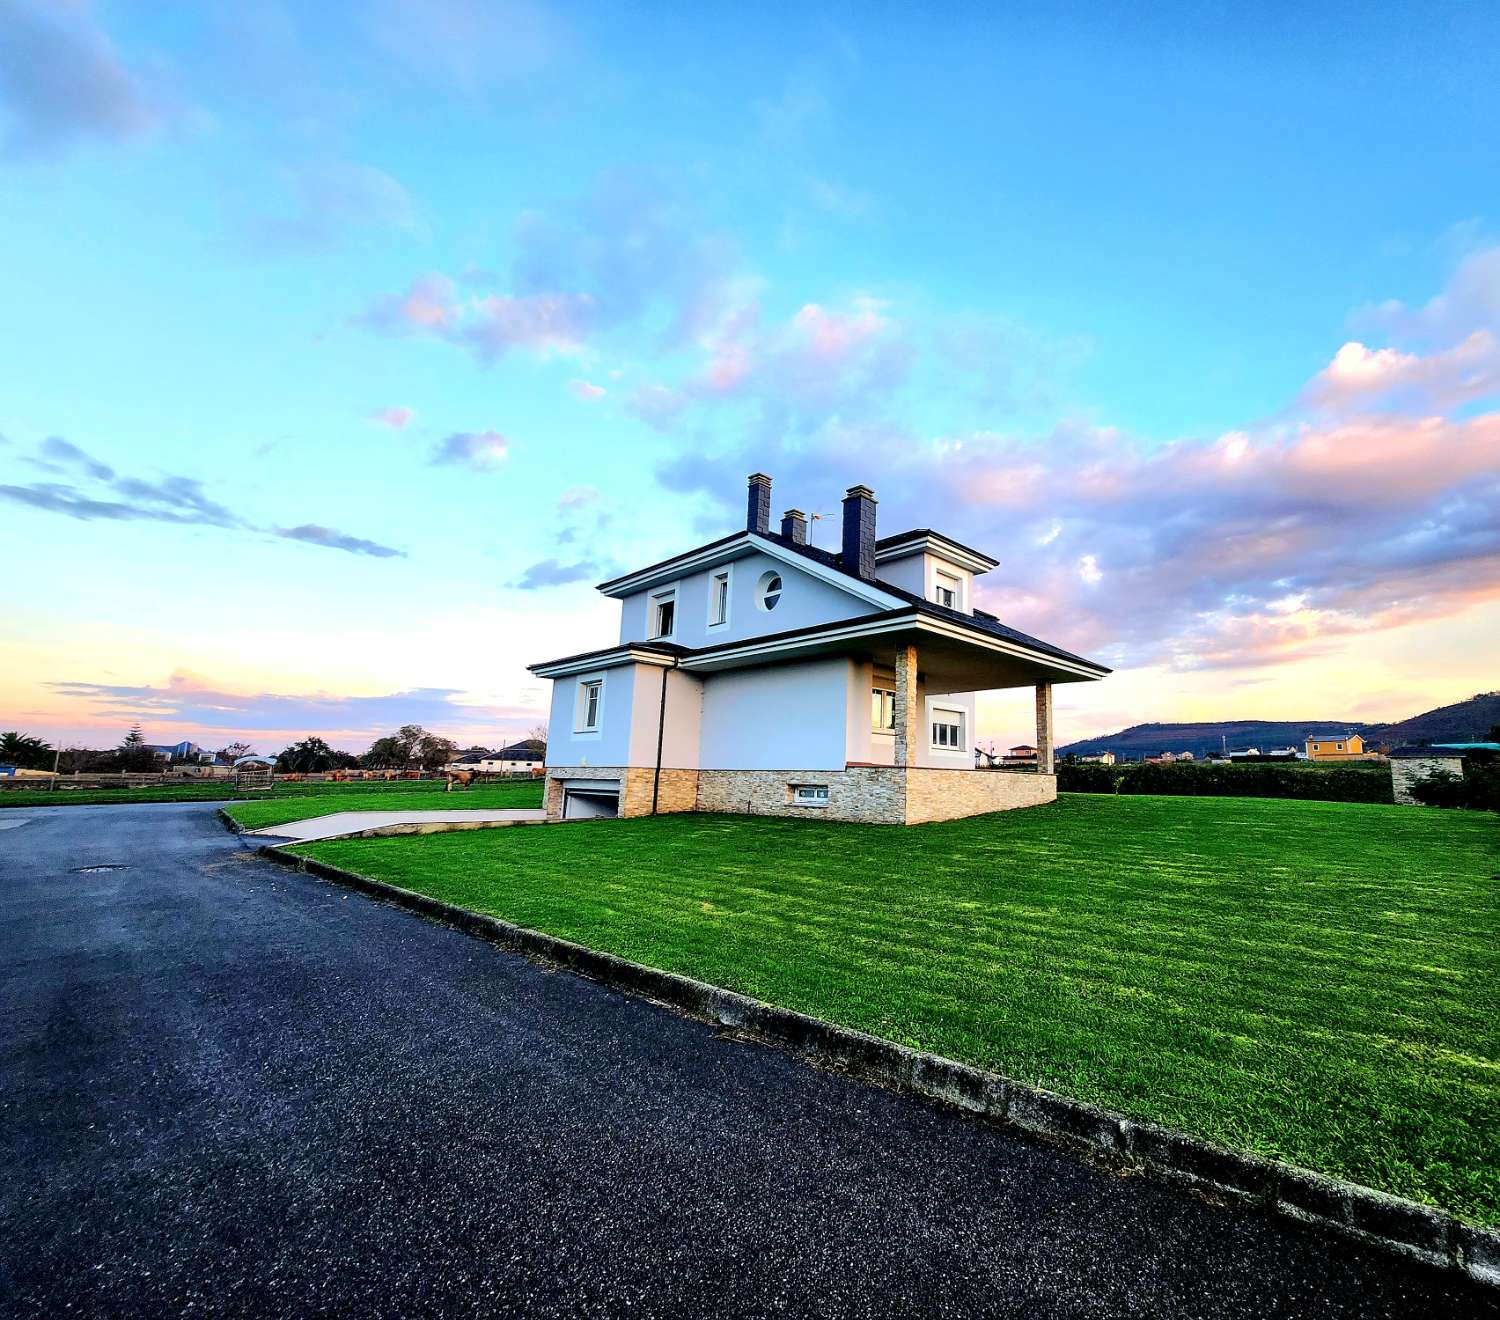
left=756, top=571, right=783, bottom=611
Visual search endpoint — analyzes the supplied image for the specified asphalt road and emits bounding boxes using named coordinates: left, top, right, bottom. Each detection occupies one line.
left=1, top=802, right=1493, bottom=1319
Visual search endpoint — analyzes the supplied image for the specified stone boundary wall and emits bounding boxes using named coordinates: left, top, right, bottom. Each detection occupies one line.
left=1391, top=755, right=1465, bottom=806
left=546, top=765, right=1056, bottom=824
left=256, top=843, right=1500, bottom=1289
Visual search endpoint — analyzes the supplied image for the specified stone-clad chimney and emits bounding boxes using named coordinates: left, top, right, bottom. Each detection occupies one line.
left=781, top=509, right=807, bottom=545
left=841, top=485, right=877, bottom=580
left=746, top=473, right=772, bottom=535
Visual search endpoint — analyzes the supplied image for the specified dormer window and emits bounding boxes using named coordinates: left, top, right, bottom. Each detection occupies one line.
left=650, top=588, right=677, bottom=639
left=934, top=570, right=960, bottom=609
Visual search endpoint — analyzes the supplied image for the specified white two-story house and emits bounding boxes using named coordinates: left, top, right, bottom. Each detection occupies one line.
left=529, top=474, right=1109, bottom=824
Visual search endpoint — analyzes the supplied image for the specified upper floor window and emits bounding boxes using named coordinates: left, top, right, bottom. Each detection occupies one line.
left=871, top=687, right=896, bottom=732
left=756, top=571, right=782, bottom=612
left=708, top=570, right=730, bottom=627
left=578, top=679, right=602, bottom=732
left=931, top=708, right=965, bottom=751
left=934, top=570, right=960, bottom=610
left=650, top=588, right=677, bottom=639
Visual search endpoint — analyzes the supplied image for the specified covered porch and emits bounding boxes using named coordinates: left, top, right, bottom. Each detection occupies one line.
left=676, top=610, right=1107, bottom=824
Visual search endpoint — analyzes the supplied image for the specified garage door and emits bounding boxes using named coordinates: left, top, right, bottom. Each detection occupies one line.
left=562, top=782, right=621, bottom=819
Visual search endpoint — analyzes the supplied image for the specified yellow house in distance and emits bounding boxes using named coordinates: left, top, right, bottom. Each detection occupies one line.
left=1305, top=732, right=1374, bottom=761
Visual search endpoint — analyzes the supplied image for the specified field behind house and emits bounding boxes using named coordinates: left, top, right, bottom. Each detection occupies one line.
left=296, top=794, right=1500, bottom=1224
left=0, top=778, right=545, bottom=819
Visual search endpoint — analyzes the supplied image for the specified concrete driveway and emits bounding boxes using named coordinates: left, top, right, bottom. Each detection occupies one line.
left=244, top=806, right=547, bottom=842
left=1, top=802, right=1493, bottom=1318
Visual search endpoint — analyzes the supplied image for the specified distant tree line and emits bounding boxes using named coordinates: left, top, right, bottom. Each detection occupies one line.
left=5, top=721, right=547, bottom=778
left=272, top=723, right=546, bottom=774
left=1, top=725, right=256, bottom=774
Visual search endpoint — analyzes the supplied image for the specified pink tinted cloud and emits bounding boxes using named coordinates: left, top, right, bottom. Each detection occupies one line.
left=1301, top=331, right=1500, bottom=414
left=369, top=405, right=415, bottom=429
left=357, top=273, right=458, bottom=334
left=568, top=379, right=606, bottom=401
left=462, top=292, right=595, bottom=360
left=671, top=294, right=912, bottom=423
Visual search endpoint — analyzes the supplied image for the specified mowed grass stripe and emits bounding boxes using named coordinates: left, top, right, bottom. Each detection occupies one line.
left=296, top=793, right=1500, bottom=1223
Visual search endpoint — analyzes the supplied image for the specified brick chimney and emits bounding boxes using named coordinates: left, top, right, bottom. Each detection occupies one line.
left=781, top=509, right=807, bottom=545
left=841, top=485, right=877, bottom=580
left=746, top=473, right=772, bottom=535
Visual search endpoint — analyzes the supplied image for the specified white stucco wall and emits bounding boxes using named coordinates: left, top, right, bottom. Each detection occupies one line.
left=698, top=657, right=854, bottom=771
left=618, top=551, right=877, bottom=649
left=625, top=666, right=705, bottom=769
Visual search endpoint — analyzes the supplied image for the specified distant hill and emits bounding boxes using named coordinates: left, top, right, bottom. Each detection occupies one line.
left=1059, top=692, right=1500, bottom=761
left=1368, top=691, right=1500, bottom=745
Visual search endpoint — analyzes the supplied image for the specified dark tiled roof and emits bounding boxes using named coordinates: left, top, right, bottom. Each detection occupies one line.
left=593, top=527, right=1107, bottom=674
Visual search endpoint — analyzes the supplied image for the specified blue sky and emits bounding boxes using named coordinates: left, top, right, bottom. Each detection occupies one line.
left=2, top=0, right=1497, bottom=753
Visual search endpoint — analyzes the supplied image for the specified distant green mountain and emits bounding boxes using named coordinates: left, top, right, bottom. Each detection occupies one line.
left=1059, top=692, right=1500, bottom=761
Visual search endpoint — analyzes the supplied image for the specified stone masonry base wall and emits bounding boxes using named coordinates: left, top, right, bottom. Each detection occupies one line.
left=546, top=766, right=1056, bottom=825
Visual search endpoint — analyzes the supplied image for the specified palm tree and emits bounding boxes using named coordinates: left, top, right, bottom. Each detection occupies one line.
left=0, top=731, right=54, bottom=770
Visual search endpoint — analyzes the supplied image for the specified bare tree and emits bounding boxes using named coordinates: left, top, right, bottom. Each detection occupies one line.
left=217, top=741, right=254, bottom=763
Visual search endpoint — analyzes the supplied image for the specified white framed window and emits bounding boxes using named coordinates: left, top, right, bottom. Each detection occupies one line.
left=791, top=784, right=829, bottom=807
left=871, top=687, right=896, bottom=732
left=707, top=568, right=731, bottom=628
left=931, top=707, right=965, bottom=751
left=756, top=571, right=783, bottom=612
left=577, top=678, right=603, bottom=733
left=934, top=570, right=960, bottom=609
left=649, top=587, right=677, bottom=639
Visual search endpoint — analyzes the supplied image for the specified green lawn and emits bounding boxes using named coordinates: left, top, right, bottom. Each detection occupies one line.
left=0, top=778, right=545, bottom=816
left=222, top=779, right=544, bottom=830
left=296, top=794, right=1500, bottom=1224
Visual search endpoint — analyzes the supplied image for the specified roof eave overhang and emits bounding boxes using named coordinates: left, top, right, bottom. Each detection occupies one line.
left=528, top=645, right=680, bottom=679
left=597, top=532, right=903, bottom=610
left=873, top=533, right=999, bottom=575
left=678, top=610, right=1109, bottom=682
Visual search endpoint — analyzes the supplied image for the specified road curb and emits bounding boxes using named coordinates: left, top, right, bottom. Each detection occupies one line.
left=256, top=843, right=1498, bottom=1288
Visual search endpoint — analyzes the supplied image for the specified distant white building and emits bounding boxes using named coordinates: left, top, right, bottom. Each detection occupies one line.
left=445, top=741, right=546, bottom=776
left=1077, top=751, right=1116, bottom=765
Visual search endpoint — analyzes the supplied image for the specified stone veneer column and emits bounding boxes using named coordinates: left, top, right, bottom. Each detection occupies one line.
left=893, top=644, right=919, bottom=768
left=1035, top=682, right=1055, bottom=775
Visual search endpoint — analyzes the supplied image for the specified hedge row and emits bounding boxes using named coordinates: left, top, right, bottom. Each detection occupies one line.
left=1057, top=759, right=1395, bottom=804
